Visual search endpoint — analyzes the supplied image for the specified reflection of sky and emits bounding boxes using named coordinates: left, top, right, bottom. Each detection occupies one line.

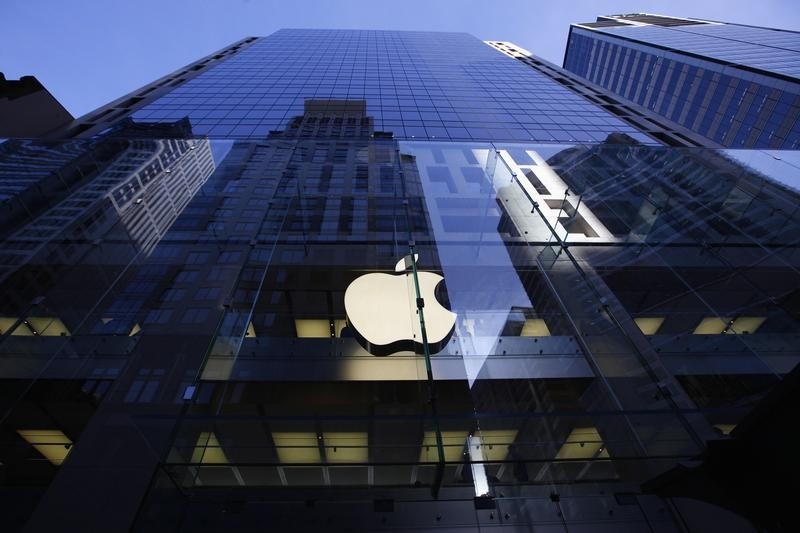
left=210, top=139, right=235, bottom=166
left=723, top=149, right=800, bottom=193
left=405, top=141, right=533, bottom=387
left=520, top=143, right=575, bottom=161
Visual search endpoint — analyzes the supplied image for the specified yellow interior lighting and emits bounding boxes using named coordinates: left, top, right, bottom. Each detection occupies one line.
left=726, top=317, right=766, bottom=334
left=294, top=319, right=331, bottom=338
left=419, top=430, right=468, bottom=463
left=246, top=321, right=257, bottom=338
left=129, top=323, right=142, bottom=336
left=520, top=319, right=551, bottom=336
left=272, top=432, right=321, bottom=463
left=634, top=317, right=665, bottom=335
left=324, top=432, right=368, bottom=463
left=10, top=321, right=34, bottom=336
left=554, top=427, right=610, bottom=460
left=0, top=317, right=20, bottom=335
left=190, top=432, right=229, bottom=464
left=714, top=424, right=736, bottom=435
left=26, top=317, right=70, bottom=336
left=693, top=317, right=731, bottom=335
left=694, top=316, right=767, bottom=334
left=334, top=319, right=348, bottom=338
left=470, top=430, right=518, bottom=461
left=17, top=429, right=73, bottom=465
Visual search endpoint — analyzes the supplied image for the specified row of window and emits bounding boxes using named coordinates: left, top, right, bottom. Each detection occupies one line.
left=129, top=30, right=644, bottom=141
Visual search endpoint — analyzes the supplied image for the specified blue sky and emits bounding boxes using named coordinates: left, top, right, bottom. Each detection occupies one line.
left=2, top=0, right=800, bottom=118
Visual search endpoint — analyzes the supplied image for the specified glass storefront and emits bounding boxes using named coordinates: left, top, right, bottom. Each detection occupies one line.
left=2, top=129, right=797, bottom=521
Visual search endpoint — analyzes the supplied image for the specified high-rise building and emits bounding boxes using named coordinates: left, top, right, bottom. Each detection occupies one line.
left=0, top=73, right=73, bottom=137
left=563, top=14, right=800, bottom=149
left=2, top=29, right=799, bottom=533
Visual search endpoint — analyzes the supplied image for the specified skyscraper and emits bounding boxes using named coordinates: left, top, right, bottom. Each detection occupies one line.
left=0, top=73, right=73, bottom=137
left=2, top=28, right=799, bottom=533
left=563, top=14, right=800, bottom=149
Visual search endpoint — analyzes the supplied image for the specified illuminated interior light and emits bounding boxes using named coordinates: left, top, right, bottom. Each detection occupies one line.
left=129, top=323, right=142, bottom=336
left=470, top=430, right=518, bottom=461
left=714, top=424, right=736, bottom=435
left=25, top=317, right=70, bottom=336
left=634, top=317, right=665, bottom=335
left=190, top=432, right=229, bottom=464
left=17, top=429, right=73, bottom=465
left=9, top=321, right=33, bottom=336
left=0, top=317, right=18, bottom=335
left=726, top=317, right=766, bottom=334
left=554, top=427, right=609, bottom=460
left=294, top=319, right=331, bottom=338
left=337, top=356, right=423, bottom=380
left=693, top=317, right=731, bottom=335
left=324, top=432, right=368, bottom=463
left=246, top=321, right=256, bottom=338
left=272, top=432, right=321, bottom=463
left=100, top=317, right=114, bottom=325
left=520, top=318, right=551, bottom=336
left=419, top=430, right=469, bottom=463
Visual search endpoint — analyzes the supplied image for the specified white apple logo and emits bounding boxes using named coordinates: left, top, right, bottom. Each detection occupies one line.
left=344, top=255, right=456, bottom=356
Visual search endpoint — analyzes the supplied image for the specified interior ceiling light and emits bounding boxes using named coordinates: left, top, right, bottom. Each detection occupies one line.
left=323, top=432, right=368, bottom=463
left=470, top=429, right=519, bottom=462
left=191, top=432, right=229, bottom=464
left=272, top=432, right=322, bottom=464
left=693, top=317, right=731, bottom=335
left=294, top=319, right=331, bottom=338
left=17, top=429, right=73, bottom=465
left=634, top=317, right=665, bottom=335
left=520, top=319, right=551, bottom=336
left=554, top=427, right=610, bottom=460
left=25, top=317, right=71, bottom=336
left=0, top=317, right=19, bottom=335
left=726, top=316, right=766, bottom=334
left=419, top=430, right=469, bottom=463
left=693, top=316, right=766, bottom=334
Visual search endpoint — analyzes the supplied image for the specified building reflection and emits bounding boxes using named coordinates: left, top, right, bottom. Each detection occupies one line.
left=2, top=118, right=799, bottom=531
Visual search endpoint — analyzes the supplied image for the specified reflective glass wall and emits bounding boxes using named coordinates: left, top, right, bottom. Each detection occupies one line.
left=2, top=124, right=799, bottom=530
left=3, top=27, right=798, bottom=533
left=565, top=22, right=800, bottom=149
left=129, top=30, right=654, bottom=144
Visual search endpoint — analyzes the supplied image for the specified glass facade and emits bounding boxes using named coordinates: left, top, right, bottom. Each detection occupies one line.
left=564, top=18, right=800, bottom=149
left=131, top=30, right=653, bottom=144
left=2, top=28, right=798, bottom=532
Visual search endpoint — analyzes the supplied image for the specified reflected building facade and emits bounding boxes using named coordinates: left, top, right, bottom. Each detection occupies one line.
left=1, top=29, right=799, bottom=533
left=563, top=14, right=800, bottom=149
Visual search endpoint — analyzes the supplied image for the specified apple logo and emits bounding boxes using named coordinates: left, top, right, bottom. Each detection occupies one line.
left=344, top=255, right=456, bottom=356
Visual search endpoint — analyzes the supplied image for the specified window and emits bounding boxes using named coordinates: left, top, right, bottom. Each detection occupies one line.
left=186, top=252, right=210, bottom=265
left=144, top=309, right=172, bottom=324
left=175, top=270, right=199, bottom=283
left=218, top=251, right=242, bottom=263
left=194, top=287, right=221, bottom=300
left=181, top=308, right=210, bottom=324
left=160, top=288, right=187, bottom=302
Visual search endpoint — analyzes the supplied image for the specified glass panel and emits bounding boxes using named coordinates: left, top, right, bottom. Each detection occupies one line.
left=1, top=133, right=798, bottom=525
